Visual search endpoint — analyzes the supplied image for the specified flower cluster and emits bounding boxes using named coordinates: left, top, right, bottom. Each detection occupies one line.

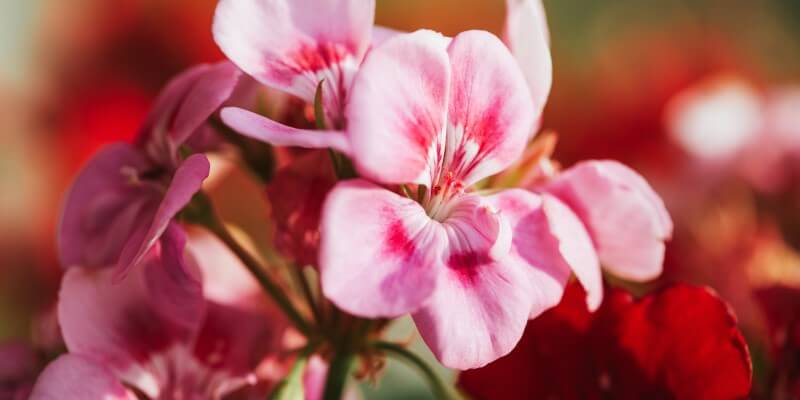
left=23, top=0, right=755, bottom=399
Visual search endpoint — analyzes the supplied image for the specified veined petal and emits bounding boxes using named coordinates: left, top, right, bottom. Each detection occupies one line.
left=413, top=195, right=532, bottom=369
left=59, top=238, right=205, bottom=397
left=503, top=0, right=552, bottom=117
left=58, top=142, right=153, bottom=269
left=545, top=161, right=672, bottom=281
left=487, top=189, right=571, bottom=319
left=213, top=0, right=375, bottom=119
left=320, top=179, right=446, bottom=318
left=347, top=30, right=451, bottom=186
left=116, top=154, right=210, bottom=277
left=541, top=194, right=603, bottom=311
left=30, top=355, right=136, bottom=400
left=221, top=107, right=351, bottom=155
left=445, top=30, right=536, bottom=185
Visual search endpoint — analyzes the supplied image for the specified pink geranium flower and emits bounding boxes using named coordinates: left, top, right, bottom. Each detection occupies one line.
left=58, top=62, right=241, bottom=276
left=213, top=0, right=375, bottom=153
left=318, top=29, right=583, bottom=370
left=536, top=160, right=674, bottom=308
left=214, top=0, right=551, bottom=156
left=31, top=226, right=288, bottom=399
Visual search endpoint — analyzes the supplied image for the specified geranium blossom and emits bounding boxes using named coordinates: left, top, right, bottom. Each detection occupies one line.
left=536, top=160, right=674, bottom=308
left=215, top=0, right=552, bottom=155
left=319, top=29, right=585, bottom=370
left=458, top=283, right=753, bottom=399
left=58, top=62, right=240, bottom=275
left=213, top=0, right=375, bottom=153
left=31, top=226, right=288, bottom=399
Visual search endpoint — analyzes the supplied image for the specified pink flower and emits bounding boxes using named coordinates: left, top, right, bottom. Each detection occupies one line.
left=58, top=62, right=241, bottom=276
left=213, top=0, right=375, bottom=153
left=31, top=226, right=289, bottom=399
left=539, top=160, right=674, bottom=309
left=215, top=0, right=552, bottom=156
left=319, top=29, right=574, bottom=370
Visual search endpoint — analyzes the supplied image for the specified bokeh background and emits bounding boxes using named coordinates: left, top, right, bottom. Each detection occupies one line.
left=1, top=0, right=799, bottom=398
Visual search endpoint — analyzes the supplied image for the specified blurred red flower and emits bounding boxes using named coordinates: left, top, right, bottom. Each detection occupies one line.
left=459, top=282, right=752, bottom=400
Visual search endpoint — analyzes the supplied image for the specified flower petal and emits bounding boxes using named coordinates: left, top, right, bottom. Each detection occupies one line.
left=413, top=195, right=532, bottom=369
left=486, top=189, right=571, bottom=319
left=320, top=179, right=445, bottom=318
left=445, top=30, right=536, bottom=184
left=221, top=107, right=351, bottom=154
left=540, top=194, right=602, bottom=311
left=370, top=25, right=402, bottom=47
left=503, top=0, right=552, bottom=119
left=458, top=283, right=753, bottom=399
left=30, top=355, right=135, bottom=400
left=116, top=153, right=210, bottom=277
left=59, top=236, right=204, bottom=397
left=186, top=226, right=289, bottom=375
left=213, top=0, right=375, bottom=119
left=545, top=160, right=672, bottom=281
left=171, top=61, right=242, bottom=146
left=58, top=142, right=153, bottom=269
left=347, top=29, right=451, bottom=186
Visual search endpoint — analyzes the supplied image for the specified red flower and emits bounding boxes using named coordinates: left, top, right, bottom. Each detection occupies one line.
left=266, top=150, right=337, bottom=267
left=459, top=283, right=752, bottom=400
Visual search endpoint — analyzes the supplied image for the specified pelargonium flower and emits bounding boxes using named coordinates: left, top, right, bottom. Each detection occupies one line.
left=31, top=225, right=289, bottom=399
left=215, top=0, right=552, bottom=156
left=538, top=160, right=674, bottom=308
left=212, top=0, right=375, bottom=153
left=58, top=61, right=241, bottom=275
left=319, top=29, right=585, bottom=369
left=458, top=283, right=753, bottom=399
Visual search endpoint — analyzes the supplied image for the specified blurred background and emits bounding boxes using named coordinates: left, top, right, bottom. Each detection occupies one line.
left=1, top=0, right=799, bottom=398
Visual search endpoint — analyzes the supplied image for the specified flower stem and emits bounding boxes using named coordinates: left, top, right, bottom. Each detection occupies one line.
left=292, top=265, right=322, bottom=327
left=190, top=192, right=311, bottom=335
left=372, top=341, right=458, bottom=400
left=323, top=350, right=355, bottom=400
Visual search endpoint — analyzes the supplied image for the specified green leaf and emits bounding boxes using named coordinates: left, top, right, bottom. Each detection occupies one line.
left=270, top=353, right=310, bottom=400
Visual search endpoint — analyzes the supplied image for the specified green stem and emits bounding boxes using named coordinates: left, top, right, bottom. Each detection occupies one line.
left=193, top=193, right=311, bottom=335
left=322, top=351, right=355, bottom=400
left=292, top=265, right=322, bottom=327
left=373, top=341, right=456, bottom=400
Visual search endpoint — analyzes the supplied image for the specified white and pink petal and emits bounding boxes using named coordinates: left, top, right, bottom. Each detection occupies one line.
left=347, top=29, right=451, bottom=186
left=320, top=179, right=446, bottom=318
left=486, top=189, right=572, bottom=318
left=545, top=160, right=672, bottom=282
left=445, top=30, right=536, bottom=185
left=413, top=195, right=531, bottom=370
